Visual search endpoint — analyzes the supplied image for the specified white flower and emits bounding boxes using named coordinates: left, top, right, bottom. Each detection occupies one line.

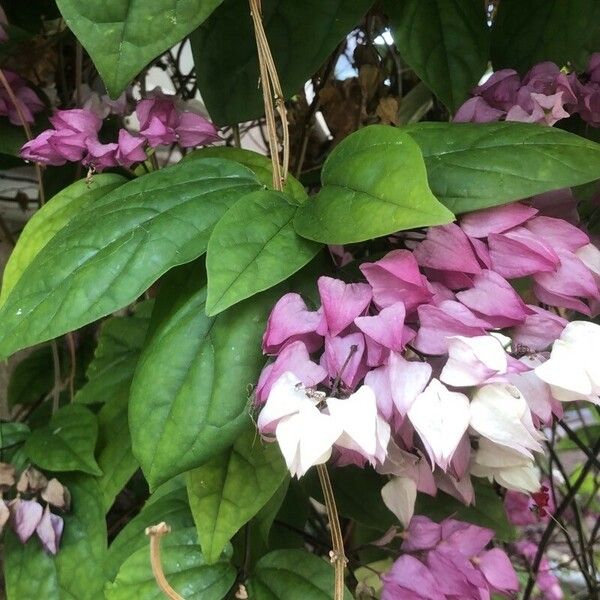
left=469, top=383, right=544, bottom=458
left=407, top=379, right=471, bottom=471
left=440, top=335, right=508, bottom=387
left=381, top=477, right=417, bottom=527
left=471, top=438, right=540, bottom=493
left=535, top=321, right=600, bottom=404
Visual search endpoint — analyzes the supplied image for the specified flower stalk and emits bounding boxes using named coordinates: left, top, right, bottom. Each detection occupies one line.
left=145, top=522, right=185, bottom=600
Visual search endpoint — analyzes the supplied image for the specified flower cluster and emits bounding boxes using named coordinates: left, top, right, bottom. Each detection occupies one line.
left=20, top=91, right=219, bottom=171
left=381, top=515, right=519, bottom=599
left=455, top=54, right=600, bottom=127
left=0, top=70, right=44, bottom=126
left=0, top=464, right=68, bottom=555
left=255, top=200, right=600, bottom=529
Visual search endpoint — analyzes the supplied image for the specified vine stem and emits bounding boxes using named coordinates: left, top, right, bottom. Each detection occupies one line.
left=0, top=68, right=46, bottom=204
left=248, top=0, right=289, bottom=190
left=317, top=464, right=348, bottom=600
left=146, top=522, right=185, bottom=600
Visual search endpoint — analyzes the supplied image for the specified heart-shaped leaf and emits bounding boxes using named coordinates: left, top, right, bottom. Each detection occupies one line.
left=186, top=426, right=287, bottom=563
left=206, top=189, right=321, bottom=316
left=56, top=0, right=225, bottom=97
left=24, top=404, right=102, bottom=476
left=405, top=121, right=600, bottom=213
left=294, top=125, right=454, bottom=244
left=0, top=158, right=260, bottom=359
left=385, top=0, right=489, bottom=112
left=130, top=279, right=275, bottom=488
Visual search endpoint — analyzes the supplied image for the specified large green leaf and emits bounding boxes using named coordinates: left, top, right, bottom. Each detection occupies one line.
left=404, top=122, right=600, bottom=214
left=75, top=302, right=153, bottom=405
left=385, top=0, right=489, bottom=112
left=206, top=189, right=321, bottom=315
left=56, top=0, right=224, bottom=97
left=106, top=528, right=236, bottom=600
left=24, top=404, right=102, bottom=475
left=191, top=0, right=373, bottom=125
left=5, top=475, right=107, bottom=600
left=0, top=175, right=126, bottom=307
left=106, top=486, right=193, bottom=580
left=491, top=0, right=600, bottom=73
left=186, top=426, right=287, bottom=563
left=294, top=125, right=454, bottom=244
left=248, top=550, right=353, bottom=599
left=130, top=280, right=275, bottom=489
left=185, top=146, right=307, bottom=203
left=0, top=158, right=260, bottom=359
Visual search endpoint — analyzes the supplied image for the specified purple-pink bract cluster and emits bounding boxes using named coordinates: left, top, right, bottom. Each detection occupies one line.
left=454, top=55, right=600, bottom=126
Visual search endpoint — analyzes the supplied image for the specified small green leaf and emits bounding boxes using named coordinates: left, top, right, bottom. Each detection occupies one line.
left=185, top=146, right=307, bottom=203
left=0, top=422, right=30, bottom=456
left=130, top=280, right=276, bottom=488
left=24, top=404, right=102, bottom=475
left=385, top=0, right=489, bottom=112
left=0, top=158, right=260, bottom=359
left=4, top=475, right=108, bottom=600
left=405, top=121, right=600, bottom=214
left=106, top=486, right=193, bottom=580
left=75, top=301, right=153, bottom=405
left=294, top=125, right=454, bottom=244
left=206, top=189, right=321, bottom=315
left=56, top=0, right=225, bottom=97
left=191, top=0, right=373, bottom=124
left=106, top=528, right=236, bottom=600
left=0, top=175, right=126, bottom=307
left=491, top=0, right=600, bottom=74
left=186, top=426, right=288, bottom=563
left=248, top=550, right=353, bottom=599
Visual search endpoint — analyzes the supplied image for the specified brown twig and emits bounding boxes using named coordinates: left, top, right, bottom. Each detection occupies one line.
left=145, top=522, right=185, bottom=600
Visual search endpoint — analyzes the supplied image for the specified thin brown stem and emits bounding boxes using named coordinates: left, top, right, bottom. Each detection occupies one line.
left=317, top=464, right=347, bottom=600
left=145, top=522, right=185, bottom=600
left=0, top=69, right=46, bottom=204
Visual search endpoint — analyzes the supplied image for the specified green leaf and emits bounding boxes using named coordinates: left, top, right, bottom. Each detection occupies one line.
left=385, top=0, right=489, bottom=112
left=7, top=346, right=54, bottom=407
left=5, top=475, right=107, bottom=600
left=0, top=158, right=260, bottom=359
left=0, top=174, right=126, bottom=307
left=491, top=0, right=600, bottom=74
left=24, top=404, right=102, bottom=475
left=294, top=125, right=454, bottom=244
left=206, top=189, right=321, bottom=315
left=75, top=301, right=153, bottom=405
left=191, top=0, right=373, bottom=125
left=186, top=426, right=288, bottom=563
left=106, top=486, right=193, bottom=580
left=0, top=118, right=27, bottom=156
left=0, top=422, right=30, bottom=457
left=248, top=550, right=353, bottom=599
left=404, top=121, right=600, bottom=214
left=56, top=0, right=225, bottom=97
left=416, top=480, right=516, bottom=541
left=185, top=146, right=307, bottom=203
left=106, top=528, right=236, bottom=600
left=130, top=280, right=275, bottom=488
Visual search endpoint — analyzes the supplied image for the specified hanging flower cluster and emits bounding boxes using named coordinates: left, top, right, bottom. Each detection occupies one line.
left=255, top=201, right=600, bottom=530
left=20, top=91, right=220, bottom=171
left=454, top=54, right=600, bottom=127
left=0, top=464, right=68, bottom=555
left=381, top=515, right=519, bottom=599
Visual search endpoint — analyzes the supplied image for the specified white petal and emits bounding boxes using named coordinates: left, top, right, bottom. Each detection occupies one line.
left=258, top=372, right=310, bottom=432
left=381, top=477, right=417, bottom=527
left=494, top=463, right=540, bottom=493
left=560, top=321, right=600, bottom=390
left=327, top=386, right=378, bottom=457
left=535, top=340, right=592, bottom=396
left=575, top=244, right=600, bottom=277
left=407, top=379, right=470, bottom=470
left=470, top=384, right=543, bottom=457
left=474, top=438, right=531, bottom=469
left=388, top=353, right=432, bottom=415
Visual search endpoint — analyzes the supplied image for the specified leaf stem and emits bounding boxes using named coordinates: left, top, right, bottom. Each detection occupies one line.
left=317, top=464, right=347, bottom=600
left=145, top=522, right=185, bottom=600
